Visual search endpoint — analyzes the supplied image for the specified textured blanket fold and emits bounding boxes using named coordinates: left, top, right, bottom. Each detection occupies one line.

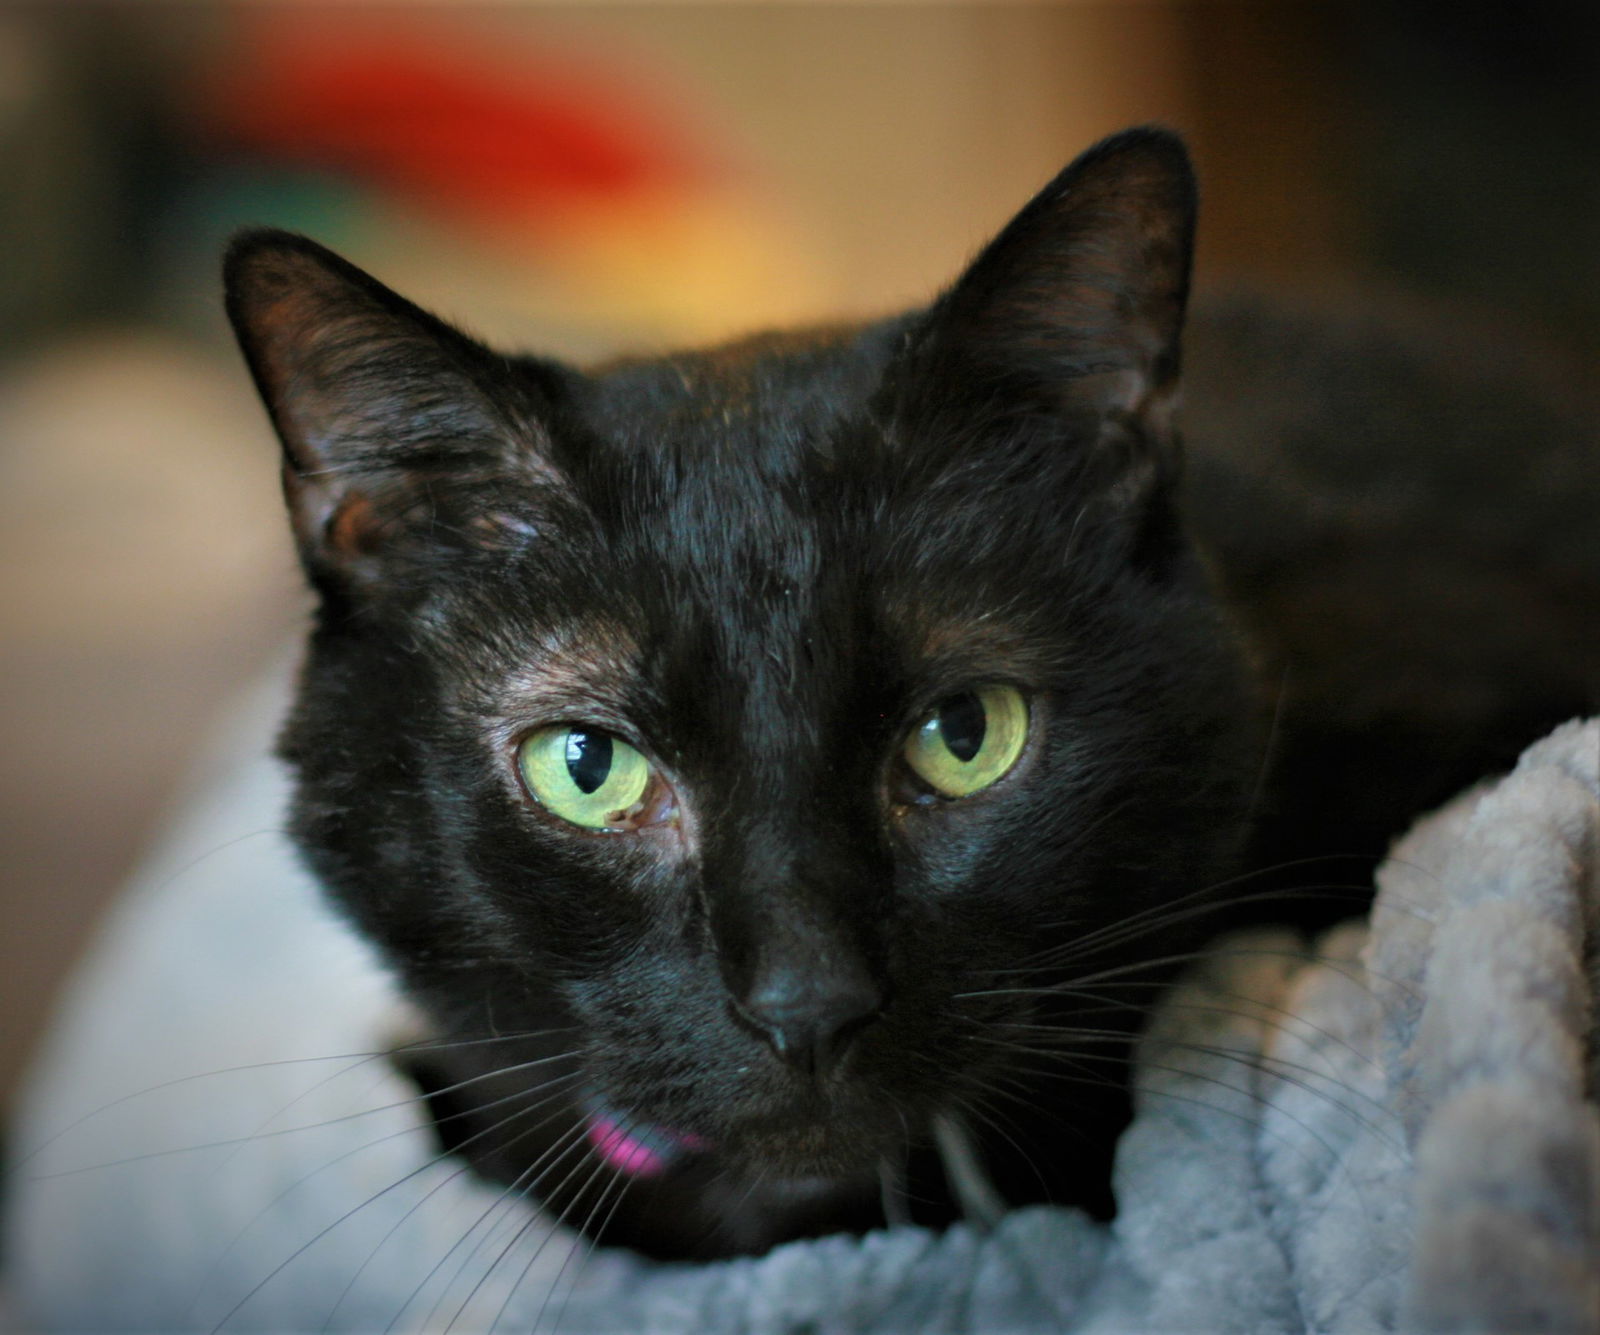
left=8, top=680, right=1597, bottom=1333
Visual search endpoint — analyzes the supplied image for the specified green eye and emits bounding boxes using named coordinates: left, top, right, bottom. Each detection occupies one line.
left=516, top=726, right=654, bottom=830
left=903, top=685, right=1029, bottom=799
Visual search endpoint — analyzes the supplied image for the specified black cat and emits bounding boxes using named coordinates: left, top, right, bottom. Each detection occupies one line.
left=224, top=127, right=1597, bottom=1260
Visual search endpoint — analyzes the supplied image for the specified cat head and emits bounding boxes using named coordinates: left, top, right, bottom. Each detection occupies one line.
left=225, top=128, right=1254, bottom=1218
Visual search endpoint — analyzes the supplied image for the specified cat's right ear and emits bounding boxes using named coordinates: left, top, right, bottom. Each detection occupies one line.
left=224, top=230, right=568, bottom=599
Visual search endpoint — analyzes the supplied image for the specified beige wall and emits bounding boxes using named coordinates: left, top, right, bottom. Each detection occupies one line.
left=526, top=4, right=1193, bottom=325
left=339, top=6, right=1194, bottom=350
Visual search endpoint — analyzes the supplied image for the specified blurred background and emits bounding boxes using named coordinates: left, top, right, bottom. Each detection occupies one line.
left=1, top=1, right=1595, bottom=1127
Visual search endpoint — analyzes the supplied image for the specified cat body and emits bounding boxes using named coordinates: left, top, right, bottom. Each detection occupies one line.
left=1184, top=294, right=1598, bottom=879
left=224, top=129, right=1597, bottom=1260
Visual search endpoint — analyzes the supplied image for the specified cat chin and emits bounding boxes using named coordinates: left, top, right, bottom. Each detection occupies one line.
left=586, top=1072, right=903, bottom=1179
left=596, top=1102, right=899, bottom=1181
left=713, top=1106, right=909, bottom=1179
left=721, top=1142, right=888, bottom=1185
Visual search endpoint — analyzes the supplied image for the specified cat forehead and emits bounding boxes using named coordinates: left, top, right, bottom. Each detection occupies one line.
left=580, top=319, right=906, bottom=461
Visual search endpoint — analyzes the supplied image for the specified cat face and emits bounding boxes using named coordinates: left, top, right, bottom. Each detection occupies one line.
left=226, top=128, right=1256, bottom=1240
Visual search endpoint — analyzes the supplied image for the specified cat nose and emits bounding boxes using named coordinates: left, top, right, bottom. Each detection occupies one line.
left=736, top=961, right=884, bottom=1081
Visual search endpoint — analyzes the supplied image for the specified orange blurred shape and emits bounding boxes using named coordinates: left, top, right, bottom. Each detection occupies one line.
left=200, top=13, right=714, bottom=226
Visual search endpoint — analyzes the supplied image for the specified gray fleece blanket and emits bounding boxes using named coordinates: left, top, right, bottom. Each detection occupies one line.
left=8, top=679, right=1598, bottom=1333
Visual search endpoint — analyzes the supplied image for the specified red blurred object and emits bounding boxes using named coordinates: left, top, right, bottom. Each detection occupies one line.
left=200, top=14, right=711, bottom=225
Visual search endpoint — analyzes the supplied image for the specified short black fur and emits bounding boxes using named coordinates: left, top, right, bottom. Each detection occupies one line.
left=224, top=127, right=1597, bottom=1259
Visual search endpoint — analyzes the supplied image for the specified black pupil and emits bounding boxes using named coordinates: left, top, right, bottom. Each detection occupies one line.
left=938, top=693, right=987, bottom=764
left=564, top=730, right=613, bottom=795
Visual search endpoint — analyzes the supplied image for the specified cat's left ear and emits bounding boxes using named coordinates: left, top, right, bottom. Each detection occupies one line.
left=899, top=126, right=1196, bottom=502
left=225, top=230, right=568, bottom=600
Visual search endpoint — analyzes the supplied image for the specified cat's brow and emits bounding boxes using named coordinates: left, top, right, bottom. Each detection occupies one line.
left=911, top=617, right=1035, bottom=672
left=480, top=624, right=643, bottom=732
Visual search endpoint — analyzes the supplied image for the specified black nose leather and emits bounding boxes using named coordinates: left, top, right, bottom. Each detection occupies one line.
left=738, top=962, right=883, bottom=1080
